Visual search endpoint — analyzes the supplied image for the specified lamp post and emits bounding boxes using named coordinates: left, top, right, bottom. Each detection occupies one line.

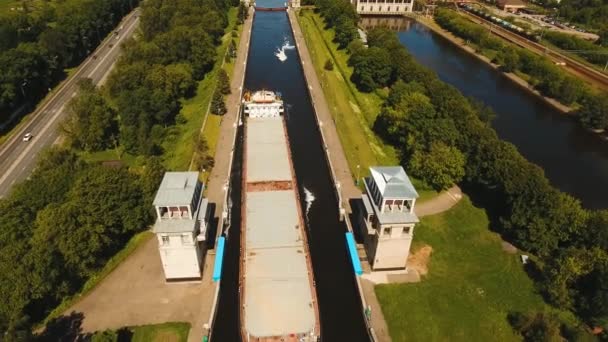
left=356, top=164, right=360, bottom=186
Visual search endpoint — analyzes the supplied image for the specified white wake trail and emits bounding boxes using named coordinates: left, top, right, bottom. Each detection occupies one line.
left=304, top=186, right=315, bottom=221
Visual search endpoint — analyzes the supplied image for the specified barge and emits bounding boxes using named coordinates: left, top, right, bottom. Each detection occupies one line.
left=240, top=90, right=320, bottom=341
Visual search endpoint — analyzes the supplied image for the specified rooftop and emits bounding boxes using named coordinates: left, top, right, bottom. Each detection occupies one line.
left=370, top=166, right=419, bottom=199
left=153, top=172, right=200, bottom=207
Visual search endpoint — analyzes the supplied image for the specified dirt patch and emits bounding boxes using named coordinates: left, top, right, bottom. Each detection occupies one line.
left=501, top=241, right=518, bottom=254
left=407, top=245, right=433, bottom=276
left=246, top=180, right=293, bottom=192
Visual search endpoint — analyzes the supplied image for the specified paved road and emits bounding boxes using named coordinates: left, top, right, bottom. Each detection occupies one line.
left=0, top=9, right=141, bottom=199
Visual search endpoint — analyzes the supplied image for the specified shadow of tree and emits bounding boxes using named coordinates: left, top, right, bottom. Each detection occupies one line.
left=36, top=311, right=84, bottom=342
left=36, top=312, right=135, bottom=342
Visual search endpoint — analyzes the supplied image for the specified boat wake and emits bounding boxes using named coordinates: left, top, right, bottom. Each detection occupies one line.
left=275, top=39, right=295, bottom=62
left=304, top=186, right=315, bottom=221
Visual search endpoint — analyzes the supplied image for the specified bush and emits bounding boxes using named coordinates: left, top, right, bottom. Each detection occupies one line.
left=211, top=89, right=227, bottom=115
left=324, top=59, right=334, bottom=71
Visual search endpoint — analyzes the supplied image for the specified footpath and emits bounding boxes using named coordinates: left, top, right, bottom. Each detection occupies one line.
left=289, top=9, right=463, bottom=342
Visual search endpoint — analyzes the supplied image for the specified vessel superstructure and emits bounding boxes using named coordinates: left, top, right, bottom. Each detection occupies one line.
left=240, top=90, right=320, bottom=341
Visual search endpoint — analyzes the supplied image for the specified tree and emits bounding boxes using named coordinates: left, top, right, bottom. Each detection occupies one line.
left=192, top=136, right=214, bottom=171
left=350, top=47, right=393, bottom=91
left=333, top=15, right=358, bottom=49
left=324, top=59, right=334, bottom=71
left=61, top=78, right=116, bottom=151
left=218, top=69, right=231, bottom=95
left=508, top=312, right=563, bottom=342
left=228, top=39, right=237, bottom=58
left=497, top=48, right=520, bottom=72
left=408, top=142, right=465, bottom=191
left=558, top=76, right=585, bottom=105
left=33, top=166, right=150, bottom=278
left=211, top=88, right=226, bottom=115
left=578, top=94, right=608, bottom=131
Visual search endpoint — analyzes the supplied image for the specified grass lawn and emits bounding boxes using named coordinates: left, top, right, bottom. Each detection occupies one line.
left=130, top=322, right=190, bottom=342
left=297, top=10, right=437, bottom=200
left=375, top=197, right=574, bottom=341
left=162, top=7, right=239, bottom=171
left=89, top=322, right=190, bottom=342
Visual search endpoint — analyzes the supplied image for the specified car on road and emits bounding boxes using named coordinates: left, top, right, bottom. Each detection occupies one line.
left=23, top=133, right=33, bottom=141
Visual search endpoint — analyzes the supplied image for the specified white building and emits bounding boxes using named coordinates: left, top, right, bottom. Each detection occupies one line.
left=351, top=0, right=414, bottom=15
left=152, top=172, right=209, bottom=280
left=358, top=166, right=419, bottom=270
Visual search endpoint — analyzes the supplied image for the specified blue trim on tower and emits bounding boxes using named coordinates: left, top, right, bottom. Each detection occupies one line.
left=345, top=232, right=363, bottom=276
left=213, top=237, right=226, bottom=282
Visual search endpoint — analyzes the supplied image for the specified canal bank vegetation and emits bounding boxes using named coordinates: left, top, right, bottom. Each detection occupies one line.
left=542, top=30, right=608, bottom=70
left=0, top=0, right=239, bottom=338
left=313, top=0, right=608, bottom=338
left=297, top=8, right=438, bottom=200
left=434, top=8, right=608, bottom=133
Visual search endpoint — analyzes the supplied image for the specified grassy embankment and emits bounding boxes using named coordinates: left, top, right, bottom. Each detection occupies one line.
left=376, top=198, right=578, bottom=341
left=82, top=7, right=241, bottom=169
left=90, top=322, right=190, bottom=342
left=297, top=10, right=437, bottom=201
left=163, top=6, right=241, bottom=174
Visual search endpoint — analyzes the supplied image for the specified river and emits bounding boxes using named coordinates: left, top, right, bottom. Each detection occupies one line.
left=211, top=9, right=369, bottom=341
left=362, top=16, right=608, bottom=209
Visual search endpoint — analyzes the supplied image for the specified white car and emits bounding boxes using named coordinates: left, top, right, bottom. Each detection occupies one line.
left=23, top=133, right=33, bottom=141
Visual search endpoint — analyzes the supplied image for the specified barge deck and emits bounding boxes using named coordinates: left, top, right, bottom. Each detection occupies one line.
left=240, top=92, right=320, bottom=341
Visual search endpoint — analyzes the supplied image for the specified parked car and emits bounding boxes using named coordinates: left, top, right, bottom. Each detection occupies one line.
left=23, top=133, right=33, bottom=141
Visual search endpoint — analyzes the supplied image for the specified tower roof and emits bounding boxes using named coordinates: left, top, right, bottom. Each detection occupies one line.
left=369, top=166, right=418, bottom=199
left=153, top=172, right=200, bottom=207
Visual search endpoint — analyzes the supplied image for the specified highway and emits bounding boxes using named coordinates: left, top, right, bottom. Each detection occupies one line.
left=0, top=9, right=141, bottom=199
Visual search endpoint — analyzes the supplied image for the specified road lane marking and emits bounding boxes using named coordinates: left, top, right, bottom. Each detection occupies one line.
left=0, top=10, right=140, bottom=159
left=0, top=103, right=66, bottom=186
left=87, top=17, right=139, bottom=79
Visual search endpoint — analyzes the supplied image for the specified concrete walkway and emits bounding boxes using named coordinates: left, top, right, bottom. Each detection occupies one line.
left=415, top=185, right=462, bottom=218
left=288, top=10, right=361, bottom=213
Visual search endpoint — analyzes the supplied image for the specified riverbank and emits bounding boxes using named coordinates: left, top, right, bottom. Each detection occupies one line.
left=412, top=15, right=574, bottom=115
left=296, top=10, right=439, bottom=202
